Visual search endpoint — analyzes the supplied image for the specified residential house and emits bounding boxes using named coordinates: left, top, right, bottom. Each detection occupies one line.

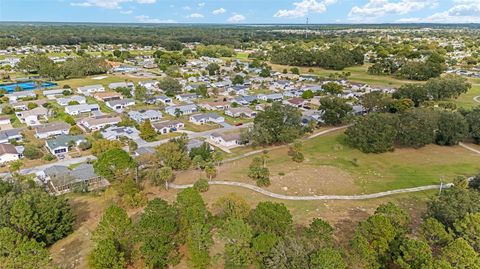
left=101, top=126, right=141, bottom=141
left=77, top=84, right=105, bottom=96
left=16, top=106, right=48, bottom=126
left=7, top=91, right=36, bottom=102
left=12, top=99, right=47, bottom=111
left=0, top=143, right=20, bottom=164
left=209, top=132, right=241, bottom=147
left=165, top=104, right=198, bottom=116
left=189, top=113, right=224, bottom=125
left=128, top=110, right=162, bottom=123
left=0, top=128, right=22, bottom=144
left=109, top=82, right=134, bottom=90
left=79, top=115, right=121, bottom=131
left=198, top=101, right=230, bottom=111
left=65, top=104, right=100, bottom=116
left=38, top=164, right=103, bottom=194
left=0, top=115, right=11, bottom=126
left=43, top=88, right=71, bottom=98
left=176, top=93, right=198, bottom=102
left=225, top=107, right=257, bottom=118
left=56, top=95, right=86, bottom=106
left=283, top=98, right=306, bottom=108
left=257, top=93, right=283, bottom=102
left=106, top=98, right=135, bottom=111
left=233, top=95, right=258, bottom=106
left=138, top=80, right=159, bottom=90
left=156, top=95, right=173, bottom=105
left=93, top=92, right=123, bottom=102
left=152, top=120, right=184, bottom=134
left=35, top=122, right=70, bottom=139
left=45, top=134, right=86, bottom=156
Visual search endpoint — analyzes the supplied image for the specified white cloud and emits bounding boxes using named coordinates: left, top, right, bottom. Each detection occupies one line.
left=398, top=0, right=480, bottom=23
left=198, top=2, right=205, bottom=7
left=71, top=0, right=155, bottom=9
left=187, top=13, right=204, bottom=18
left=349, top=0, right=437, bottom=18
left=274, top=0, right=337, bottom=18
left=227, top=14, right=246, bottom=23
left=212, top=8, right=226, bottom=15
left=135, top=15, right=176, bottom=23
left=120, top=9, right=133, bottom=14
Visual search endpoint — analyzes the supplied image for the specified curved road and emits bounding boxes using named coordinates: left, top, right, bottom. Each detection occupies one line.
left=169, top=181, right=453, bottom=201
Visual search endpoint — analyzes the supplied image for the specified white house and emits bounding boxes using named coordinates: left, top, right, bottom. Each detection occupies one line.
left=77, top=84, right=105, bottom=95
left=56, top=95, right=86, bottom=106
left=128, top=110, right=162, bottom=123
left=225, top=107, right=257, bottom=118
left=106, top=98, right=135, bottom=111
left=176, top=93, right=198, bottom=102
left=209, top=132, right=241, bottom=147
left=108, top=82, right=134, bottom=90
left=15, top=107, right=48, bottom=126
left=157, top=95, right=173, bottom=105
left=79, top=115, right=121, bottom=131
left=257, top=93, right=283, bottom=102
left=45, top=135, right=86, bottom=156
left=189, top=113, right=224, bottom=125
left=0, top=143, right=20, bottom=164
left=165, top=104, right=198, bottom=116
left=152, top=120, right=185, bottom=134
left=34, top=122, right=70, bottom=139
left=0, top=129, right=22, bottom=144
left=65, top=104, right=100, bottom=116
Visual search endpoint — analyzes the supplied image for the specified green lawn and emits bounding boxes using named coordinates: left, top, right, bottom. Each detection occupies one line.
left=301, top=131, right=480, bottom=192
left=450, top=83, right=480, bottom=109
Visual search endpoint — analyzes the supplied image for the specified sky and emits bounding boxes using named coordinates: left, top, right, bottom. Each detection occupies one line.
left=1, top=0, right=480, bottom=24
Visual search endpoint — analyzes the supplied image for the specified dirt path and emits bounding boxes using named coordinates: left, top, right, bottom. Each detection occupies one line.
left=169, top=181, right=452, bottom=201
left=459, top=142, right=480, bottom=155
left=474, top=95, right=480, bottom=104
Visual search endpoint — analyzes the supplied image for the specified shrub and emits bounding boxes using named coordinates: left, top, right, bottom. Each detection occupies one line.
left=193, top=178, right=209, bottom=192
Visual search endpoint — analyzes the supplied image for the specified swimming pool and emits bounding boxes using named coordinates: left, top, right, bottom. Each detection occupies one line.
left=0, top=81, right=57, bottom=93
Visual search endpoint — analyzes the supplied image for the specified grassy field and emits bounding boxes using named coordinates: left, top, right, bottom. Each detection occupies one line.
left=176, top=130, right=480, bottom=194
left=450, top=83, right=480, bottom=108
left=55, top=74, right=147, bottom=89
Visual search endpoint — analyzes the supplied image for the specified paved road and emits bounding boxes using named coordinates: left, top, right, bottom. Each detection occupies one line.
left=169, top=181, right=453, bottom=201
left=459, top=142, right=480, bottom=155
left=474, top=95, right=480, bottom=104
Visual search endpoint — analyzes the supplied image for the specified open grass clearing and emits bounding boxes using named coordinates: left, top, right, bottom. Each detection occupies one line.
left=176, top=130, right=480, bottom=195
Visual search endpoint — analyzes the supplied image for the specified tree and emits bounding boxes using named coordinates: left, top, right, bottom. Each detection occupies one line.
left=93, top=148, right=136, bottom=180
left=264, top=236, right=310, bottom=269
left=23, top=145, right=44, bottom=160
left=301, top=89, right=314, bottom=99
left=322, top=82, right=343, bottom=95
left=248, top=156, right=270, bottom=186
left=438, top=238, right=480, bottom=269
left=93, top=205, right=133, bottom=250
left=464, top=108, right=480, bottom=144
left=0, top=227, right=49, bottom=269
left=435, top=111, right=468, bottom=146
left=393, top=238, right=433, bottom=269
left=137, top=198, right=179, bottom=269
left=453, top=213, right=480, bottom=252
left=193, top=178, right=209, bottom=192
left=288, top=140, right=304, bottom=163
left=7, top=187, right=75, bottom=246
left=232, top=74, right=245, bottom=85
left=212, top=150, right=223, bottom=166
left=213, top=193, right=250, bottom=220
left=89, top=238, right=127, bottom=269
left=393, top=84, right=429, bottom=107
left=421, top=217, right=454, bottom=249
left=204, top=162, right=216, bottom=180
left=425, top=74, right=471, bottom=100
left=375, top=202, right=411, bottom=232
left=156, top=142, right=191, bottom=170
left=396, top=108, right=438, bottom=148
left=361, top=91, right=392, bottom=113
left=304, top=218, right=335, bottom=248
left=319, top=97, right=353, bottom=125
left=189, top=142, right=212, bottom=161
left=158, top=166, right=174, bottom=187
left=139, top=119, right=157, bottom=141
left=220, top=218, right=253, bottom=268
left=290, top=67, right=300, bottom=75
left=69, top=125, right=83, bottom=135
left=176, top=188, right=208, bottom=236
left=186, top=223, right=213, bottom=269
left=159, top=77, right=182, bottom=96
left=134, top=85, right=148, bottom=101
left=310, top=247, right=346, bottom=269
left=64, top=115, right=76, bottom=125
left=345, top=113, right=399, bottom=153
left=425, top=187, right=480, bottom=228
left=251, top=232, right=278, bottom=264
left=248, top=102, right=302, bottom=146
left=91, top=139, right=122, bottom=156
left=206, top=63, right=220, bottom=75
left=249, top=201, right=292, bottom=236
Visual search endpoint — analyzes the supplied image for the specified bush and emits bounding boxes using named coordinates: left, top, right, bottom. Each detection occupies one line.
left=23, top=145, right=44, bottom=160
left=193, top=178, right=209, bottom=192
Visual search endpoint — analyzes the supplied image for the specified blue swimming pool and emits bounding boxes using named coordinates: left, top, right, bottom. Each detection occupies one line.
left=0, top=81, right=57, bottom=93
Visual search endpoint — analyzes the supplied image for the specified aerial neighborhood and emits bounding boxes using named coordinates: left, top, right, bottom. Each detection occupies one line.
left=0, top=19, right=480, bottom=269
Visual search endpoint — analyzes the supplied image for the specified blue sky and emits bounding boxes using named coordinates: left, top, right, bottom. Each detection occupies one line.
left=1, top=0, right=480, bottom=24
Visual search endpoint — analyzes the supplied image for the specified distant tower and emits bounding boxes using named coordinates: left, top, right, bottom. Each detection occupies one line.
left=305, top=17, right=309, bottom=39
